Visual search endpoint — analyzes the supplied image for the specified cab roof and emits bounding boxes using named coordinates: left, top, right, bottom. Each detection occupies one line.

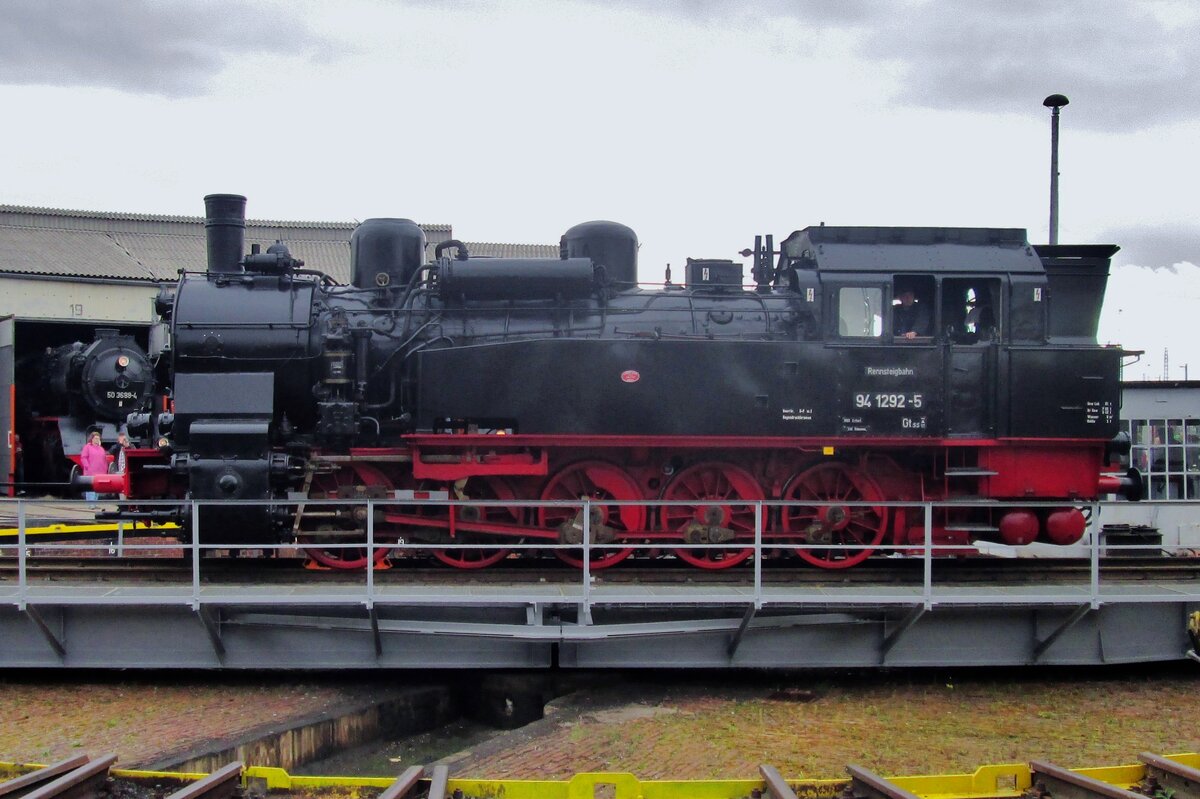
left=780, top=226, right=1044, bottom=274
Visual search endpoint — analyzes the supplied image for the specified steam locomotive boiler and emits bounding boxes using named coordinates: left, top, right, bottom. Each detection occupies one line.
left=130, top=193, right=1135, bottom=570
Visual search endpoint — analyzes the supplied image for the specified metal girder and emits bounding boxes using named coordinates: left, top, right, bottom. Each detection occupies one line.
left=227, top=610, right=867, bottom=641
left=1034, top=605, right=1092, bottom=661
left=369, top=606, right=382, bottom=657
left=196, top=606, right=225, bottom=660
left=23, top=605, right=65, bottom=658
left=728, top=604, right=757, bottom=658
left=0, top=580, right=1194, bottom=669
left=881, top=606, right=926, bottom=658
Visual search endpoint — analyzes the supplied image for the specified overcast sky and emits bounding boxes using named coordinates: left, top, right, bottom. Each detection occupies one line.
left=2, top=0, right=1197, bottom=378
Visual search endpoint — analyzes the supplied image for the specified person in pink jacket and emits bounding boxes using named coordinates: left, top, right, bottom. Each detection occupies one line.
left=80, top=431, right=108, bottom=507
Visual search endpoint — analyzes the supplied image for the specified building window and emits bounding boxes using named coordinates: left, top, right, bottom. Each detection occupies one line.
left=1123, top=417, right=1200, bottom=500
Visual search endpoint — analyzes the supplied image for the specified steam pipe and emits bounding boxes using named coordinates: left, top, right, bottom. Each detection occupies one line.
left=435, top=239, right=470, bottom=260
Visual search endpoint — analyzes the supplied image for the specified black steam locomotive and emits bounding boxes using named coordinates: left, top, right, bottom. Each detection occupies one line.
left=89, top=194, right=1135, bottom=570
left=15, top=330, right=156, bottom=487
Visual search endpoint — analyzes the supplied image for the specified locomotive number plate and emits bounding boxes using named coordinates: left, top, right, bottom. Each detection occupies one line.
left=853, top=392, right=923, bottom=409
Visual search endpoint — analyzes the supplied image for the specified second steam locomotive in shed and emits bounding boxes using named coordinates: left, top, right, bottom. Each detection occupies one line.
left=79, top=194, right=1136, bottom=570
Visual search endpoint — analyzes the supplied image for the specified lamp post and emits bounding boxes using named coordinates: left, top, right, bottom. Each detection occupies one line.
left=1043, top=94, right=1069, bottom=245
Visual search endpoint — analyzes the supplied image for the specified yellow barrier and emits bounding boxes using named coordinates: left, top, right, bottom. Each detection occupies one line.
left=0, top=521, right=179, bottom=540
left=2, top=753, right=1197, bottom=799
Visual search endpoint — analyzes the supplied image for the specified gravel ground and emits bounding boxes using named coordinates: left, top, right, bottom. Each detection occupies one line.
left=443, top=667, right=1200, bottom=780
left=2, top=666, right=1198, bottom=780
left=0, top=674, right=400, bottom=768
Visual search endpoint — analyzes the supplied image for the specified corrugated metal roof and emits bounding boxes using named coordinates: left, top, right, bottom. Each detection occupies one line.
left=0, top=206, right=557, bottom=283
left=0, top=203, right=451, bottom=233
left=0, top=227, right=159, bottom=280
left=469, top=242, right=564, bottom=259
left=108, top=233, right=355, bottom=283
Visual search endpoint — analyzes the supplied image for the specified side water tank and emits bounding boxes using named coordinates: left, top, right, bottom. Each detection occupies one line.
left=561, top=221, right=638, bottom=290
left=351, top=218, right=427, bottom=290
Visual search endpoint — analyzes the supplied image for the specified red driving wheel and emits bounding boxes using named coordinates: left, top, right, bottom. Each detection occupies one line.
left=538, top=461, right=643, bottom=569
left=661, top=462, right=762, bottom=570
left=430, top=476, right=521, bottom=570
left=781, top=462, right=889, bottom=569
left=300, top=463, right=396, bottom=570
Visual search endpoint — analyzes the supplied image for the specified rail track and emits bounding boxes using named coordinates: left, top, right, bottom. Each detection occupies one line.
left=2, top=752, right=1198, bottom=799
left=3, top=553, right=1200, bottom=587
left=0, top=755, right=237, bottom=799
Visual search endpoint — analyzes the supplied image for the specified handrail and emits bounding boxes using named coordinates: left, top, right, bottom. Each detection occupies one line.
left=2, top=497, right=1195, bottom=620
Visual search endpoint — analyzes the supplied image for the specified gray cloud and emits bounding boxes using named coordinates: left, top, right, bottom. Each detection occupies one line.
left=572, top=0, right=1200, bottom=132
left=1100, top=223, right=1200, bottom=270
left=12, top=0, right=1194, bottom=129
left=869, top=0, right=1200, bottom=132
left=577, top=0, right=878, bottom=25
left=0, top=0, right=330, bottom=97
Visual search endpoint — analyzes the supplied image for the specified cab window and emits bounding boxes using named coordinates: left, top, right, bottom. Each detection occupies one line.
left=942, top=278, right=1001, bottom=343
left=837, top=287, right=883, bottom=338
left=892, top=276, right=935, bottom=340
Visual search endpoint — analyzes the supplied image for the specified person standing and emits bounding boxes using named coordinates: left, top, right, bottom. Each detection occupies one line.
left=80, top=431, right=108, bottom=508
left=108, top=432, right=129, bottom=474
left=107, top=432, right=130, bottom=499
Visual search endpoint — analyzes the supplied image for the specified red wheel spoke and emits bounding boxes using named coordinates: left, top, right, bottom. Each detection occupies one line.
left=662, top=462, right=762, bottom=570
left=729, top=511, right=758, bottom=533
left=300, top=463, right=395, bottom=570
left=781, top=463, right=889, bottom=570
left=430, top=476, right=517, bottom=570
left=538, top=461, right=642, bottom=569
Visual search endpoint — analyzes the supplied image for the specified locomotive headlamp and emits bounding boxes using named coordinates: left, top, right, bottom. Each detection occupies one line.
left=117, top=355, right=130, bottom=369
left=157, top=436, right=170, bottom=450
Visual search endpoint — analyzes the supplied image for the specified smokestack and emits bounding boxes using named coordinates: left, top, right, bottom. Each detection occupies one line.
left=203, top=194, right=247, bottom=273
